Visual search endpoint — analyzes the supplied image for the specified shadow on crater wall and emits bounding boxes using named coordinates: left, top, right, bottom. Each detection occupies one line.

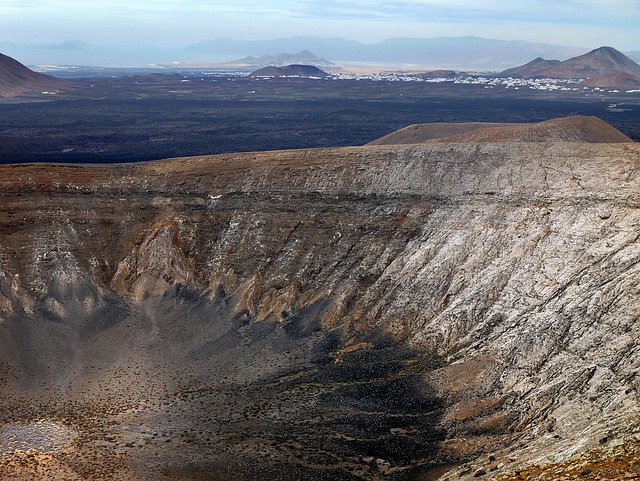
left=0, top=286, right=448, bottom=481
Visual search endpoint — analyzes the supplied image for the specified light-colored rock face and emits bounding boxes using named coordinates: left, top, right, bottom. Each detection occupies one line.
left=112, top=221, right=194, bottom=301
left=0, top=142, right=638, bottom=480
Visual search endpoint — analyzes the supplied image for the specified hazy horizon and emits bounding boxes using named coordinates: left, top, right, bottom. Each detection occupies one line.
left=1, top=1, right=639, bottom=67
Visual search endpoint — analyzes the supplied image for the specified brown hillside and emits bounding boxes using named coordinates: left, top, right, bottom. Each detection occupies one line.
left=498, top=47, right=640, bottom=86
left=0, top=52, right=69, bottom=97
left=542, top=46, right=640, bottom=79
left=366, top=122, right=517, bottom=145
left=432, top=116, right=632, bottom=143
left=580, top=72, right=640, bottom=88
left=500, top=57, right=561, bottom=78
left=367, top=116, right=632, bottom=145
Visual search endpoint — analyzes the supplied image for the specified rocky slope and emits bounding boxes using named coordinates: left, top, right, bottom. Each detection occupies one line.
left=0, top=52, right=69, bottom=97
left=367, top=116, right=632, bottom=145
left=0, top=142, right=639, bottom=480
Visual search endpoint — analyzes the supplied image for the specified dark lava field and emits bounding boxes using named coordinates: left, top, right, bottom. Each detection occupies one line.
left=0, top=73, right=639, bottom=163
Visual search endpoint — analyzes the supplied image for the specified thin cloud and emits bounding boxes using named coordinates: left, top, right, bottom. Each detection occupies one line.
left=288, top=0, right=639, bottom=26
left=2, top=0, right=638, bottom=25
left=0, top=1, right=638, bottom=51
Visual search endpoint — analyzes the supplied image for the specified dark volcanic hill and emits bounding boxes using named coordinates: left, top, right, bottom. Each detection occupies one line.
left=0, top=52, right=69, bottom=97
left=0, top=142, right=639, bottom=480
left=367, top=115, right=632, bottom=145
left=500, top=46, right=640, bottom=85
left=248, top=64, right=329, bottom=77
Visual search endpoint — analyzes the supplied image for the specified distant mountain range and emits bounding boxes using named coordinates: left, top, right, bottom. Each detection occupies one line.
left=184, top=36, right=594, bottom=69
left=0, top=52, right=69, bottom=97
left=499, top=46, right=640, bottom=87
left=1, top=36, right=638, bottom=70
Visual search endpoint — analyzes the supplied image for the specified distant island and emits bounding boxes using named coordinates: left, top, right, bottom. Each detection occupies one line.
left=225, top=50, right=333, bottom=68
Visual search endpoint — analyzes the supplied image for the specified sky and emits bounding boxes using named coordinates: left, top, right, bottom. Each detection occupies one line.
left=1, top=0, right=639, bottom=65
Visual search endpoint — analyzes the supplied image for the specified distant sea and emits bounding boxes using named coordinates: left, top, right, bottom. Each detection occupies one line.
left=0, top=43, right=239, bottom=68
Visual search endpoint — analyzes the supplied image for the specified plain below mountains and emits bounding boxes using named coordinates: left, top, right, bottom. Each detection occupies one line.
left=0, top=51, right=69, bottom=97
left=500, top=46, right=640, bottom=87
